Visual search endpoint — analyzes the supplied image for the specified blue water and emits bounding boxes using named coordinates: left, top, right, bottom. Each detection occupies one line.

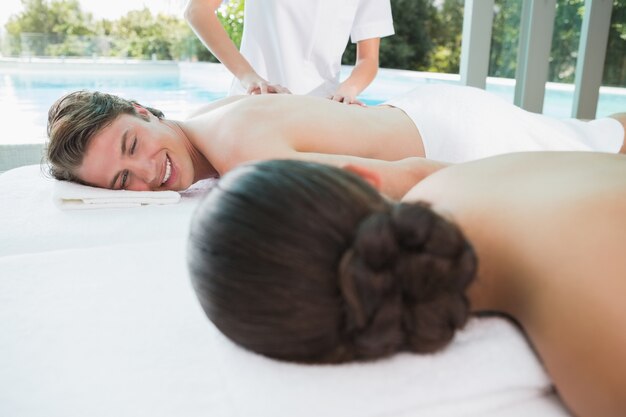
left=1, top=62, right=625, bottom=145
left=0, top=68, right=227, bottom=145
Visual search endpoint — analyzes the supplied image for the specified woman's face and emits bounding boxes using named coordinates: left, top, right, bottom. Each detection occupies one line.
left=76, top=109, right=196, bottom=191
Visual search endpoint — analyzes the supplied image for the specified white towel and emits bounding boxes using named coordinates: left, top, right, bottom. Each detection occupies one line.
left=0, top=237, right=566, bottom=417
left=52, top=180, right=180, bottom=210
left=210, top=316, right=555, bottom=417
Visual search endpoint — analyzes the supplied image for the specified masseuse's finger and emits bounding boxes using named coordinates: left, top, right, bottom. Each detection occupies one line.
left=274, top=85, right=292, bottom=94
left=248, top=82, right=267, bottom=94
left=267, top=84, right=292, bottom=94
left=342, top=94, right=366, bottom=106
left=348, top=97, right=366, bottom=106
left=330, top=94, right=346, bottom=103
left=247, top=84, right=260, bottom=95
left=247, top=81, right=269, bottom=95
left=329, top=94, right=365, bottom=106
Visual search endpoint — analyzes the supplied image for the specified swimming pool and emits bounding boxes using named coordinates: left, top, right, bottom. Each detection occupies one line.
left=0, top=60, right=230, bottom=145
left=1, top=58, right=625, bottom=146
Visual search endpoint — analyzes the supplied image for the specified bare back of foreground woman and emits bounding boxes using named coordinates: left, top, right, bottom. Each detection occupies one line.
left=407, top=152, right=626, bottom=417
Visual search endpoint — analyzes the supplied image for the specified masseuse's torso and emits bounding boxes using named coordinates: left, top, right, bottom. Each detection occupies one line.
left=232, top=0, right=394, bottom=96
left=404, top=151, right=626, bottom=417
left=182, top=94, right=424, bottom=174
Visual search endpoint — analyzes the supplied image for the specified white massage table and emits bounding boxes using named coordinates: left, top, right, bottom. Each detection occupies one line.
left=0, top=165, right=573, bottom=417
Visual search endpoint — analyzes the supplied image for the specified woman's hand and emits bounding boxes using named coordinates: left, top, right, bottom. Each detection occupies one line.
left=330, top=84, right=365, bottom=106
left=329, top=38, right=382, bottom=106
left=240, top=73, right=291, bottom=95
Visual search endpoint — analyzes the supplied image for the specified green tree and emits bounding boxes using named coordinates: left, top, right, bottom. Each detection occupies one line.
left=549, top=0, right=585, bottom=83
left=187, top=0, right=245, bottom=62
left=489, top=0, right=522, bottom=79
left=2, top=0, right=245, bottom=61
left=48, top=0, right=94, bottom=36
left=5, top=0, right=95, bottom=56
left=489, top=0, right=625, bottom=86
left=427, top=0, right=464, bottom=74
left=109, top=8, right=188, bottom=60
left=6, top=0, right=57, bottom=34
left=603, top=0, right=626, bottom=86
left=343, top=0, right=437, bottom=71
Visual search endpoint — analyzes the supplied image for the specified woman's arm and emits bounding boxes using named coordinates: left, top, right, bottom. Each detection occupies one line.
left=330, top=37, right=381, bottom=105
left=184, top=0, right=289, bottom=94
left=218, top=138, right=447, bottom=200
left=296, top=154, right=447, bottom=200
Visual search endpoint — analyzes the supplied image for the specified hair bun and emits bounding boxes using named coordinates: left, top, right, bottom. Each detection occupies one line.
left=354, top=212, right=399, bottom=271
left=337, top=202, right=477, bottom=359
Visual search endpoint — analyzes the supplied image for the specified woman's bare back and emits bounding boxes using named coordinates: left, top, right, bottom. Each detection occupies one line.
left=184, top=94, right=424, bottom=174
left=405, top=152, right=626, bottom=417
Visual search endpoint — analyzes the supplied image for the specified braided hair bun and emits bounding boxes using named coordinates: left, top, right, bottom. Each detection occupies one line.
left=335, top=203, right=477, bottom=361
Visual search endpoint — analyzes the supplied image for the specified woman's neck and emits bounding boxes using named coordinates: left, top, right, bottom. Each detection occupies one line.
left=425, top=205, right=523, bottom=319
left=168, top=119, right=219, bottom=182
left=464, top=232, right=525, bottom=319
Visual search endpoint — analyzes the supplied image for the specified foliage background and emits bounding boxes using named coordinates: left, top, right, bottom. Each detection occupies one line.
left=3, top=0, right=625, bottom=86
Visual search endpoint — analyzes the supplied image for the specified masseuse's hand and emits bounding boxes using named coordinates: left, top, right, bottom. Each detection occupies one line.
left=240, top=72, right=291, bottom=95
left=330, top=83, right=365, bottom=106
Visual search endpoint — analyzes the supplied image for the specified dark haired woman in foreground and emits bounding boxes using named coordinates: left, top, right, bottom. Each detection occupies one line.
left=188, top=152, right=626, bottom=417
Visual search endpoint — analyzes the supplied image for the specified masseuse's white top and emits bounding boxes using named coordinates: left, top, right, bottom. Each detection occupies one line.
left=228, top=0, right=395, bottom=97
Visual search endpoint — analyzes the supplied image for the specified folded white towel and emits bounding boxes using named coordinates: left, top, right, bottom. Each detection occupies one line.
left=52, top=180, right=180, bottom=210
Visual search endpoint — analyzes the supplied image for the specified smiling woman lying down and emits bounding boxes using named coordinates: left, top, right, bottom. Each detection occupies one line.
left=188, top=151, right=626, bottom=417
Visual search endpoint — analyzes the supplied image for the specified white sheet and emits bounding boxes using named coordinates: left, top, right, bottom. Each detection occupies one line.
left=0, top=240, right=570, bottom=417
left=0, top=165, right=573, bottom=417
left=0, top=165, right=213, bottom=256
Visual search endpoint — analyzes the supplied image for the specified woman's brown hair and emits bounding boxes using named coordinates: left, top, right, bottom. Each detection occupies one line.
left=188, top=160, right=477, bottom=363
left=45, top=90, right=164, bottom=183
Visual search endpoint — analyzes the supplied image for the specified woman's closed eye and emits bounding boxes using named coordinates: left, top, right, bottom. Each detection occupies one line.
left=123, top=138, right=137, bottom=188
left=120, top=170, right=130, bottom=189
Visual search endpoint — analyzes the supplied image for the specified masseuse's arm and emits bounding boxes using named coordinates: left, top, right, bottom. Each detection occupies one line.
left=184, top=0, right=289, bottom=94
left=331, top=38, right=381, bottom=105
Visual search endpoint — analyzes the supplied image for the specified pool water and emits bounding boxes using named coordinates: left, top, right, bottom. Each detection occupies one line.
left=1, top=59, right=625, bottom=145
left=0, top=61, right=230, bottom=145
